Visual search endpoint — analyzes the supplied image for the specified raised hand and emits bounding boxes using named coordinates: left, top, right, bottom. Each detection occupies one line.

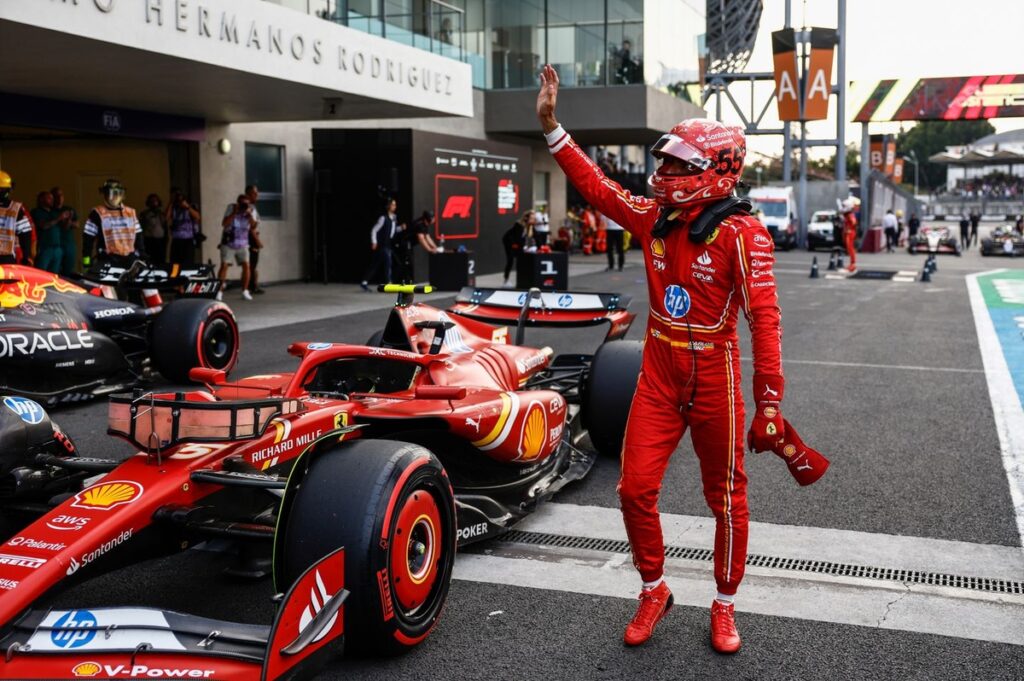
left=537, top=64, right=560, bottom=134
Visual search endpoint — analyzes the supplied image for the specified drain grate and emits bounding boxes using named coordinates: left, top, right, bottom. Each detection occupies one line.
left=498, top=530, right=1024, bottom=595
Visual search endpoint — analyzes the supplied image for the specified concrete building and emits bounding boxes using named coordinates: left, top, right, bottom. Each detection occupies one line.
left=0, top=0, right=703, bottom=283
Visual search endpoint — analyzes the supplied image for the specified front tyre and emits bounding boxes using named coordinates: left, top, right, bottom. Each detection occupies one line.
left=582, top=340, right=643, bottom=457
left=150, top=299, right=239, bottom=383
left=277, top=439, right=456, bottom=656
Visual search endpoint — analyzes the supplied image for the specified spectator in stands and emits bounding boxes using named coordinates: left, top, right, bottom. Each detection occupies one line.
left=51, top=187, right=79, bottom=276
left=959, top=214, right=970, bottom=251
left=30, top=191, right=62, bottom=273
left=139, top=193, right=166, bottom=263
left=1015, top=215, right=1023, bottom=236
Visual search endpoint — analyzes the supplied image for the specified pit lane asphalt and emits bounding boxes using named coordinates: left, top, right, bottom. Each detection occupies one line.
left=41, top=244, right=1024, bottom=679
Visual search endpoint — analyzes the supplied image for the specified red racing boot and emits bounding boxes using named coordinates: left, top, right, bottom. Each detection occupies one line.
left=710, top=600, right=741, bottom=654
left=623, top=582, right=674, bottom=646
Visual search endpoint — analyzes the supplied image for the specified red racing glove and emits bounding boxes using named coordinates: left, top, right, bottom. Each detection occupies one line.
left=748, top=374, right=785, bottom=452
left=754, top=418, right=830, bottom=486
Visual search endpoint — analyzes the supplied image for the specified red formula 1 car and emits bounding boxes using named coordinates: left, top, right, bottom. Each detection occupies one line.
left=0, top=285, right=640, bottom=679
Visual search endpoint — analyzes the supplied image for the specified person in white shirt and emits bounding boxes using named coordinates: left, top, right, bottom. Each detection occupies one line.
left=533, top=206, right=550, bottom=247
left=604, top=213, right=625, bottom=271
left=881, top=209, right=898, bottom=253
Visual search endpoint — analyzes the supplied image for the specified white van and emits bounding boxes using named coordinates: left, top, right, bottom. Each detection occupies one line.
left=748, top=186, right=797, bottom=250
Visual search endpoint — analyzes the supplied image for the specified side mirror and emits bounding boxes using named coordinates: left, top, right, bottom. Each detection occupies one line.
left=189, top=367, right=227, bottom=385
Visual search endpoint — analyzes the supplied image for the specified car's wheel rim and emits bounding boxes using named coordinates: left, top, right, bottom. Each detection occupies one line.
left=201, top=314, right=236, bottom=369
left=390, top=489, right=442, bottom=614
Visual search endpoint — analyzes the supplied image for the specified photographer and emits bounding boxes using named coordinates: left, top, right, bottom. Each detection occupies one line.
left=166, top=188, right=201, bottom=266
left=217, top=194, right=256, bottom=301
left=139, top=193, right=166, bottom=264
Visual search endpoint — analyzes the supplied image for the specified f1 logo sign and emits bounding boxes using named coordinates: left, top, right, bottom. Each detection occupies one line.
left=435, top=174, right=479, bottom=239
left=442, top=195, right=474, bottom=219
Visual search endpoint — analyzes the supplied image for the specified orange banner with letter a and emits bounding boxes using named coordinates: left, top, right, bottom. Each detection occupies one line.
left=803, top=28, right=837, bottom=120
left=771, top=29, right=801, bottom=121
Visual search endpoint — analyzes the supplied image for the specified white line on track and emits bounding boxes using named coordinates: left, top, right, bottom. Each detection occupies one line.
left=454, top=503, right=1024, bottom=645
left=739, top=357, right=984, bottom=374
left=966, top=269, right=1024, bottom=546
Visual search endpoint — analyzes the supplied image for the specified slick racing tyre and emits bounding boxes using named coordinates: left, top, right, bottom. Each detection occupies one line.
left=582, top=340, right=643, bottom=457
left=277, top=439, right=456, bottom=656
left=150, top=299, right=239, bottom=383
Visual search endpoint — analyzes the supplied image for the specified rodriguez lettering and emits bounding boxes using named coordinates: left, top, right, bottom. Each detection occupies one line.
left=0, top=330, right=94, bottom=357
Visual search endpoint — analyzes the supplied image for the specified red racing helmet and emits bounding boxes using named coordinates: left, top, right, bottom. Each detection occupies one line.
left=648, top=119, right=746, bottom=208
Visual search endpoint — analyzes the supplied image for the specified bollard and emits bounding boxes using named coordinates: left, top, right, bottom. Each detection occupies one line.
left=827, top=249, right=837, bottom=271
left=920, top=264, right=931, bottom=282
left=929, top=254, right=938, bottom=272
left=809, top=256, right=819, bottom=279
left=836, top=251, right=845, bottom=269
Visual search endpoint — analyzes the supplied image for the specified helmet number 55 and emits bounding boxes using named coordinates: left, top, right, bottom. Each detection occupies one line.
left=716, top=148, right=743, bottom=175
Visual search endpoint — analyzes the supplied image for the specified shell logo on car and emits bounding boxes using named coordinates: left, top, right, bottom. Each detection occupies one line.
left=518, top=402, right=548, bottom=460
left=70, top=481, right=144, bottom=511
left=71, top=661, right=102, bottom=677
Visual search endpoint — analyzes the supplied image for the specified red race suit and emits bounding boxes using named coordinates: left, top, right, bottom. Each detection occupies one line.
left=547, top=127, right=783, bottom=595
left=843, top=211, right=858, bottom=271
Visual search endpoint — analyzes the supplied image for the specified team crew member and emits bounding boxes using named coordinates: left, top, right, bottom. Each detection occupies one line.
left=841, top=198, right=859, bottom=272
left=538, top=64, right=787, bottom=653
left=82, top=179, right=145, bottom=269
left=0, top=171, right=33, bottom=266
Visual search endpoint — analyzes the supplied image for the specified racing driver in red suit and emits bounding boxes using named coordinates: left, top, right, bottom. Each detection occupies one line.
left=538, top=65, right=785, bottom=653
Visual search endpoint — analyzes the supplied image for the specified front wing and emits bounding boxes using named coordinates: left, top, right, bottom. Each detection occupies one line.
left=0, top=548, right=347, bottom=681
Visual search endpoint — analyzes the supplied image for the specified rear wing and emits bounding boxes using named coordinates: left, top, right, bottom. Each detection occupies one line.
left=448, top=287, right=635, bottom=342
left=0, top=548, right=348, bottom=681
left=77, top=262, right=221, bottom=297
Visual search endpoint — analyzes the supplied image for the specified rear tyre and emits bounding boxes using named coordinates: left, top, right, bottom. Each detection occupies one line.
left=150, top=299, right=239, bottom=383
left=277, top=439, right=456, bottom=656
left=582, top=340, right=643, bottom=457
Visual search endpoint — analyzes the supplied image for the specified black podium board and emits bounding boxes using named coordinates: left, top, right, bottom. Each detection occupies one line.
left=516, top=252, right=568, bottom=290
left=429, top=251, right=475, bottom=291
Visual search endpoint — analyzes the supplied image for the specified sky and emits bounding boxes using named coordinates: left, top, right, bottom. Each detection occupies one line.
left=707, top=0, right=1024, bottom=160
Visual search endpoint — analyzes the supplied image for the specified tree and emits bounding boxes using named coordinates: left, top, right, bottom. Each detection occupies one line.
left=894, top=120, right=995, bottom=190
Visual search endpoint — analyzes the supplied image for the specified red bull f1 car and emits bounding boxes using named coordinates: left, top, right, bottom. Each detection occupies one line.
left=980, top=224, right=1024, bottom=256
left=0, top=285, right=639, bottom=679
left=0, top=264, right=239, bottom=404
left=908, top=224, right=962, bottom=255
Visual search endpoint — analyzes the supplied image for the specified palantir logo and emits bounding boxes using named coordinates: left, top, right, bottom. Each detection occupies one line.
left=663, top=285, right=691, bottom=319
left=3, top=396, right=45, bottom=425
left=51, top=610, right=98, bottom=649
